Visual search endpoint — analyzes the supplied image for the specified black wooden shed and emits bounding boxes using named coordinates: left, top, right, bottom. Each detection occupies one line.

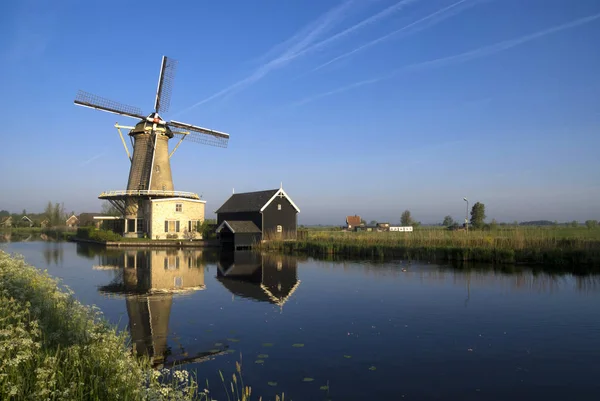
left=215, top=186, right=300, bottom=249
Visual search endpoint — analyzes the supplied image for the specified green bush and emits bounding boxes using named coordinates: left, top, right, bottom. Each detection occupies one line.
left=77, top=228, right=121, bottom=242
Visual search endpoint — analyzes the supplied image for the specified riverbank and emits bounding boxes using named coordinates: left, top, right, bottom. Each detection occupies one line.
left=0, top=250, right=259, bottom=400
left=261, top=229, right=600, bottom=273
left=71, top=236, right=221, bottom=248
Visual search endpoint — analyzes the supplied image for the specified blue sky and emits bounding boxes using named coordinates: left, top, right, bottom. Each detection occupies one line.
left=1, top=0, right=599, bottom=225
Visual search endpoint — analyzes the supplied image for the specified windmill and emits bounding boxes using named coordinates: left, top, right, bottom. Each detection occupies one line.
left=74, top=56, right=229, bottom=237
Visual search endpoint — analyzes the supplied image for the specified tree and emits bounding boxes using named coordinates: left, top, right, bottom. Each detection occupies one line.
left=571, top=220, right=579, bottom=228
left=369, top=220, right=377, bottom=226
left=101, top=201, right=121, bottom=216
left=470, top=202, right=486, bottom=229
left=0, top=210, right=9, bottom=217
left=22, top=209, right=27, bottom=216
left=585, top=220, right=598, bottom=229
left=442, top=215, right=454, bottom=227
left=401, top=210, right=412, bottom=226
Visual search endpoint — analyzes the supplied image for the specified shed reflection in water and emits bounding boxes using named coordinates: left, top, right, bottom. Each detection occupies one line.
left=217, top=251, right=300, bottom=310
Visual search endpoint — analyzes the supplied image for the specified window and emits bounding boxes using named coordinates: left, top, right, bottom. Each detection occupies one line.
left=174, top=277, right=183, bottom=288
left=164, top=256, right=180, bottom=270
left=155, top=165, right=160, bottom=173
left=277, top=204, right=281, bottom=210
left=136, top=219, right=144, bottom=233
left=175, top=203, right=183, bottom=212
left=277, top=225, right=283, bottom=233
left=165, top=220, right=180, bottom=232
left=127, top=219, right=135, bottom=233
left=188, top=220, right=200, bottom=232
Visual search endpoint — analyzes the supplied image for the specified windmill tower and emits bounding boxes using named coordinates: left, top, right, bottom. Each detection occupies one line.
left=74, top=56, right=229, bottom=238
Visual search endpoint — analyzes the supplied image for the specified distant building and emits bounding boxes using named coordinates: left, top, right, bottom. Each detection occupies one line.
left=40, top=218, right=50, bottom=228
left=215, top=186, right=300, bottom=249
left=0, top=216, right=13, bottom=228
left=376, top=222, right=390, bottom=231
left=78, top=213, right=101, bottom=228
left=389, top=226, right=413, bottom=232
left=21, top=216, right=33, bottom=227
left=346, top=215, right=362, bottom=230
left=66, top=214, right=79, bottom=228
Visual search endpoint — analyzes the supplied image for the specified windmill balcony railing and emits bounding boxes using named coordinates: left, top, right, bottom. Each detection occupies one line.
left=98, top=190, right=200, bottom=200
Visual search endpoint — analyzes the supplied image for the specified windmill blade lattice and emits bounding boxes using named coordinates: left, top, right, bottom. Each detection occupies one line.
left=154, top=56, right=178, bottom=114
left=171, top=130, right=229, bottom=148
left=74, top=90, right=145, bottom=120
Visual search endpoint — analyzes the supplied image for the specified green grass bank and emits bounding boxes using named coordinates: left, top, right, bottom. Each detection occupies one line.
left=262, top=228, right=600, bottom=273
left=0, top=250, right=270, bottom=401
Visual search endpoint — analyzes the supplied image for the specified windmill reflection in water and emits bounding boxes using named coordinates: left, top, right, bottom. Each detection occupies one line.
left=96, top=248, right=219, bottom=368
left=94, top=249, right=301, bottom=368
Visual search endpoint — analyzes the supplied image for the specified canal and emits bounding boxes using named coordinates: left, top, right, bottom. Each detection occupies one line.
left=2, top=239, right=600, bottom=400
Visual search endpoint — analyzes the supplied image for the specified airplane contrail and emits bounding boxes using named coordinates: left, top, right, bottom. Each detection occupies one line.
left=310, top=0, right=476, bottom=73
left=174, top=0, right=423, bottom=117
left=291, top=12, right=600, bottom=107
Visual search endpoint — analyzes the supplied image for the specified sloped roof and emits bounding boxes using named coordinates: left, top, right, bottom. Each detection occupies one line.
left=0, top=216, right=12, bottom=224
left=216, top=220, right=262, bottom=234
left=216, top=189, right=279, bottom=213
left=346, top=215, right=361, bottom=226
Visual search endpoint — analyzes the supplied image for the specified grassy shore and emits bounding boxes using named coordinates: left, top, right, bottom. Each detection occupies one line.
left=262, top=227, right=600, bottom=272
left=0, top=250, right=267, bottom=401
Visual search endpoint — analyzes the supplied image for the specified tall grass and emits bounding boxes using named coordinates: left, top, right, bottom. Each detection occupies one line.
left=261, top=228, right=600, bottom=271
left=0, top=250, right=275, bottom=400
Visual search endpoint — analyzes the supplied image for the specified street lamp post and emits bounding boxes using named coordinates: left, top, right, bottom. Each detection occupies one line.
left=463, top=197, right=469, bottom=233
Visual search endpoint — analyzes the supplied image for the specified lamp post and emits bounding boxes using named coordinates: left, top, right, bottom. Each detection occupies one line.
left=463, top=197, right=469, bottom=233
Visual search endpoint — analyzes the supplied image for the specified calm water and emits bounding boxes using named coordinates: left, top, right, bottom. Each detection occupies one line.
left=2, top=239, right=600, bottom=400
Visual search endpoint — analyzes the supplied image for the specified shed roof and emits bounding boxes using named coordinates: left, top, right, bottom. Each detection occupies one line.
left=216, top=220, right=262, bottom=234
left=216, top=189, right=278, bottom=213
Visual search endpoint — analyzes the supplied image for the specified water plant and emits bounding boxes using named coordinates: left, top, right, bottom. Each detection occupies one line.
left=0, top=250, right=282, bottom=400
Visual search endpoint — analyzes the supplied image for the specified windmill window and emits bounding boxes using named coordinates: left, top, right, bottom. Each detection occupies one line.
left=277, top=204, right=281, bottom=210
left=136, top=219, right=144, bottom=233
left=155, top=165, right=160, bottom=173
left=174, top=277, right=183, bottom=288
left=175, top=203, right=183, bottom=212
left=277, top=225, right=283, bottom=233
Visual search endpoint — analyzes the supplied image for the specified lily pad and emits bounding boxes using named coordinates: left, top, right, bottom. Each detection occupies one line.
left=262, top=343, right=274, bottom=347
left=292, top=343, right=305, bottom=348
left=320, top=385, right=329, bottom=391
left=214, top=342, right=223, bottom=347
left=257, top=354, right=269, bottom=359
left=267, top=381, right=278, bottom=387
left=343, top=355, right=352, bottom=359
left=302, top=377, right=314, bottom=382
left=205, top=329, right=213, bottom=333
left=225, top=349, right=236, bottom=354
left=207, top=349, right=220, bottom=353
left=368, top=366, right=377, bottom=371
left=255, top=359, right=265, bottom=364
left=227, top=338, right=240, bottom=342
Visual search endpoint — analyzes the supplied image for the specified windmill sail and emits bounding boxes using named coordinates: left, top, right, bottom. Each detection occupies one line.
left=74, top=90, right=145, bottom=120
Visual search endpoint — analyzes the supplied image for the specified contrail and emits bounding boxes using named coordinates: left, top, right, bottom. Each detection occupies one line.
left=281, top=0, right=424, bottom=62
left=291, top=12, right=600, bottom=107
left=81, top=152, right=104, bottom=166
left=310, top=0, right=474, bottom=73
left=172, top=1, right=354, bottom=118
left=174, top=0, right=423, bottom=117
